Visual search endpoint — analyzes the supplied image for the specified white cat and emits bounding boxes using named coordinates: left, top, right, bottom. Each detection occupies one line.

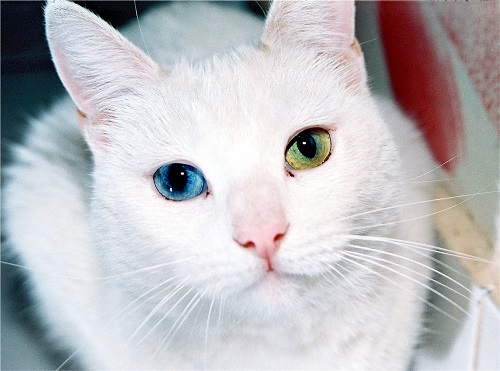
left=3, top=0, right=437, bottom=369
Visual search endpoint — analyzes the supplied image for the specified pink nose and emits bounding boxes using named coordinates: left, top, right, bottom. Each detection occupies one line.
left=234, top=221, right=288, bottom=271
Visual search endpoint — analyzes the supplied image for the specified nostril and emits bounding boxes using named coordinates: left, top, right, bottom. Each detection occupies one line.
left=239, top=233, right=284, bottom=250
left=236, top=222, right=288, bottom=245
left=274, top=232, right=285, bottom=244
left=242, top=241, right=255, bottom=249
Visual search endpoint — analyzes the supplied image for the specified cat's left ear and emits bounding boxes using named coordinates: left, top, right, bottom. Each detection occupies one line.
left=45, top=0, right=164, bottom=148
left=261, top=0, right=366, bottom=91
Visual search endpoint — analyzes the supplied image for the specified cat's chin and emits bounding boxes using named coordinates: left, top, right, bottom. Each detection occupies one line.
left=229, top=271, right=315, bottom=322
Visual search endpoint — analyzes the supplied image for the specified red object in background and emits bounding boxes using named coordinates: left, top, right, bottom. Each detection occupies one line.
left=378, top=2, right=464, bottom=172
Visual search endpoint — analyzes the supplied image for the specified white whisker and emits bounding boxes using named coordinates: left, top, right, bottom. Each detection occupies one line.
left=155, top=290, right=206, bottom=360
left=324, top=263, right=371, bottom=300
left=50, top=276, right=191, bottom=370
left=114, top=275, right=184, bottom=324
left=340, top=254, right=460, bottom=322
left=133, top=0, right=150, bottom=57
left=0, top=257, right=196, bottom=281
left=217, top=294, right=225, bottom=346
left=343, top=234, right=491, bottom=263
left=347, top=243, right=472, bottom=300
left=394, top=178, right=457, bottom=185
left=349, top=188, right=496, bottom=231
left=204, top=296, right=216, bottom=369
left=358, top=37, right=378, bottom=47
left=344, top=234, right=477, bottom=285
left=378, top=237, right=472, bottom=282
left=329, top=262, right=386, bottom=307
left=137, top=286, right=194, bottom=346
left=326, top=263, right=355, bottom=289
left=402, top=156, right=458, bottom=182
left=341, top=189, right=496, bottom=223
left=342, top=251, right=470, bottom=320
left=56, top=347, right=80, bottom=371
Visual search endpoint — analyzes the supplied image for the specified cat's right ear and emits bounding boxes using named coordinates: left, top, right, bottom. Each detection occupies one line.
left=45, top=0, right=163, bottom=148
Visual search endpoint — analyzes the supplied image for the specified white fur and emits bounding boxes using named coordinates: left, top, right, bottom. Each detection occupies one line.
left=3, top=1, right=436, bottom=369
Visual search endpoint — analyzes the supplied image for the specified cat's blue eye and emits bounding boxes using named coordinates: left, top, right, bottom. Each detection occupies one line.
left=153, top=163, right=207, bottom=201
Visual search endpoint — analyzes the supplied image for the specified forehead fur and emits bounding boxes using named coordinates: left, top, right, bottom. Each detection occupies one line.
left=103, top=46, right=374, bottom=174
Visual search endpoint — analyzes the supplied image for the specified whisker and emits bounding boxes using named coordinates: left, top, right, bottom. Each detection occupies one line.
left=341, top=189, right=497, bottom=223
left=56, top=347, right=80, bottom=371
left=57, top=276, right=190, bottom=369
left=325, top=263, right=357, bottom=290
left=50, top=277, right=191, bottom=370
left=342, top=251, right=470, bottom=320
left=217, top=294, right=225, bottom=346
left=347, top=243, right=472, bottom=300
left=114, top=275, right=184, bottom=324
left=343, top=234, right=491, bottom=263
left=0, top=257, right=196, bottom=281
left=336, top=262, right=393, bottom=312
left=154, top=290, right=206, bottom=361
left=204, top=296, right=216, bottom=369
left=402, top=156, right=458, bottom=182
left=136, top=286, right=194, bottom=346
left=346, top=234, right=476, bottom=284
left=97, top=259, right=196, bottom=280
left=394, top=178, right=457, bottom=185
left=133, top=0, right=150, bottom=57
left=167, top=291, right=206, bottom=349
left=328, top=262, right=387, bottom=307
left=376, top=237, right=473, bottom=282
left=349, top=189, right=497, bottom=231
left=324, top=263, right=374, bottom=300
left=358, top=37, right=378, bottom=47
left=340, top=254, right=461, bottom=322
left=252, top=0, right=268, bottom=16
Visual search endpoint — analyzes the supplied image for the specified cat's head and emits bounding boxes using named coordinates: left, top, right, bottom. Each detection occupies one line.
left=46, top=1, right=400, bottom=322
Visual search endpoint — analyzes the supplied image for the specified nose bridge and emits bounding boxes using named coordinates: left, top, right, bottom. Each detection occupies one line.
left=228, top=174, right=285, bottom=225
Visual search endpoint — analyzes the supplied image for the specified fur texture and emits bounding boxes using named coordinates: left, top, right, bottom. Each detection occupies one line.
left=3, top=1, right=436, bottom=369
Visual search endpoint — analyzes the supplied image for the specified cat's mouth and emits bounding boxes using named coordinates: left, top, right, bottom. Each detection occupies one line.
left=230, top=270, right=323, bottom=320
left=242, top=272, right=295, bottom=309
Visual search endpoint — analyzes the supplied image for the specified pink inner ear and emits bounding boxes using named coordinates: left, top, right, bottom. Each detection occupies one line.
left=52, top=43, right=91, bottom=115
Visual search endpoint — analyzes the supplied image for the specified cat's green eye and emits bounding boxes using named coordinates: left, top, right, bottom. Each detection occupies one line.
left=285, top=128, right=331, bottom=170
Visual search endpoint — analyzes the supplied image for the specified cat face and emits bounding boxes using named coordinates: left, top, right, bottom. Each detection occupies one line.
left=47, top=1, right=401, bottom=321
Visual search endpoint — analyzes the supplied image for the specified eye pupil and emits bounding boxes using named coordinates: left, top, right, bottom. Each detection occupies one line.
left=167, top=165, right=188, bottom=191
left=296, top=133, right=317, bottom=158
